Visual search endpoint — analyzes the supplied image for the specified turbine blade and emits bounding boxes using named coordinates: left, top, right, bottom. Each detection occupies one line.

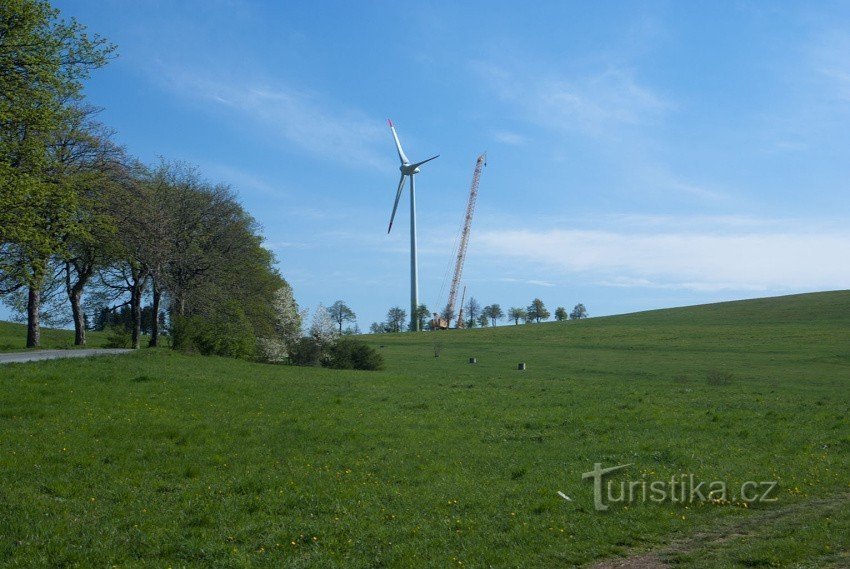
left=411, top=154, right=439, bottom=169
left=387, top=174, right=406, bottom=233
left=387, top=119, right=410, bottom=165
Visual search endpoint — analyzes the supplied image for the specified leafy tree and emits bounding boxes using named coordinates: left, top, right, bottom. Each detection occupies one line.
left=190, top=302, right=256, bottom=360
left=385, top=306, right=406, bottom=333
left=147, top=160, right=285, bottom=351
left=554, top=306, right=568, bottom=321
left=476, top=313, right=489, bottom=327
left=256, top=283, right=302, bottom=363
left=527, top=298, right=550, bottom=323
left=309, top=304, right=339, bottom=354
left=508, top=306, right=527, bottom=325
left=570, top=303, right=588, bottom=320
left=440, top=303, right=455, bottom=323
left=56, top=108, right=123, bottom=345
left=97, top=161, right=159, bottom=349
left=413, top=303, right=430, bottom=331
left=484, top=303, right=504, bottom=327
left=465, top=296, right=481, bottom=328
left=0, top=0, right=115, bottom=347
left=328, top=300, right=356, bottom=333
left=369, top=322, right=386, bottom=334
left=1, top=260, right=70, bottom=327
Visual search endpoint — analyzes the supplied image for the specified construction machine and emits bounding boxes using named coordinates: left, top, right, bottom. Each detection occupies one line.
left=431, top=153, right=486, bottom=330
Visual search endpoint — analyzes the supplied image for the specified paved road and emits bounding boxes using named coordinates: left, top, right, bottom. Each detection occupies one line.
left=0, top=349, right=133, bottom=364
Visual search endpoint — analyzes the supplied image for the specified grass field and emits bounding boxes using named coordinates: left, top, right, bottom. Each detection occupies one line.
left=0, top=321, right=108, bottom=352
left=0, top=291, right=848, bottom=567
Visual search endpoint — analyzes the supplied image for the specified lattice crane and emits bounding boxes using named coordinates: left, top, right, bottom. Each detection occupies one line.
left=432, top=153, right=486, bottom=330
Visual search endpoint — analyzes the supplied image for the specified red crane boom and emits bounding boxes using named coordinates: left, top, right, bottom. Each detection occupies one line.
left=433, top=153, right=486, bottom=329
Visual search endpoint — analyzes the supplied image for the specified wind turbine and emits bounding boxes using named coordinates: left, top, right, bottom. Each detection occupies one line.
left=386, top=119, right=439, bottom=332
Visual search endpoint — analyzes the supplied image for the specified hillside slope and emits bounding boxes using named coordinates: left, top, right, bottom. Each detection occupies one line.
left=0, top=291, right=847, bottom=567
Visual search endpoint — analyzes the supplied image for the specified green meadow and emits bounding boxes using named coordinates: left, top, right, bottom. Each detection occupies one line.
left=0, top=321, right=108, bottom=353
left=0, top=291, right=848, bottom=567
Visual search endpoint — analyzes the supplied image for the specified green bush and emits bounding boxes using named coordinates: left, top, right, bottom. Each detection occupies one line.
left=171, top=305, right=256, bottom=360
left=169, top=316, right=195, bottom=352
left=327, top=338, right=385, bottom=371
left=289, top=337, right=323, bottom=366
left=104, top=325, right=131, bottom=349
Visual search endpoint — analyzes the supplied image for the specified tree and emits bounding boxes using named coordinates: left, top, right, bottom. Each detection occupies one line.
left=484, top=303, right=504, bottom=327
left=369, top=322, right=385, bottom=334
left=385, top=306, right=406, bottom=333
left=527, top=298, right=550, bottom=323
left=476, top=313, right=489, bottom=327
left=0, top=0, right=115, bottom=347
left=570, top=303, right=588, bottom=320
left=465, top=297, right=481, bottom=328
left=97, top=161, right=158, bottom=349
left=55, top=106, right=123, bottom=346
left=440, top=303, right=455, bottom=324
left=256, top=282, right=303, bottom=363
left=413, top=304, right=430, bottom=331
left=309, top=304, right=339, bottom=353
left=508, top=307, right=527, bottom=325
left=273, top=283, right=304, bottom=348
left=328, top=300, right=356, bottom=333
left=554, top=306, right=568, bottom=321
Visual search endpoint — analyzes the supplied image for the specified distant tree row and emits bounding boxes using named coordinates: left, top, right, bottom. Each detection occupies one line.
left=506, top=299, right=588, bottom=324
left=368, top=298, right=588, bottom=332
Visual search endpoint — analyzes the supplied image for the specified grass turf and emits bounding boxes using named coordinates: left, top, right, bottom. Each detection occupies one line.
left=0, top=290, right=848, bottom=567
left=0, top=321, right=108, bottom=352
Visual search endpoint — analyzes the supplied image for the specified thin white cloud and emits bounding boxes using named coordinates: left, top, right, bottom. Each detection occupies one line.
left=498, top=277, right=556, bottom=288
left=479, top=63, right=671, bottom=136
left=640, top=165, right=733, bottom=203
left=492, top=130, right=527, bottom=146
left=263, top=240, right=313, bottom=250
left=477, top=218, right=850, bottom=292
left=158, top=68, right=387, bottom=169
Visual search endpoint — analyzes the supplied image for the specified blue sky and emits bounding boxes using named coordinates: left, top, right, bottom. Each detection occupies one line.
left=39, top=1, right=850, bottom=327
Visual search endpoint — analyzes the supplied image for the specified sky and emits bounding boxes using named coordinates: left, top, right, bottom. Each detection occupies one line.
left=27, top=1, right=850, bottom=328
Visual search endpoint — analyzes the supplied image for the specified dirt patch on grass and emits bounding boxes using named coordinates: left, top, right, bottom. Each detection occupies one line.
left=592, top=553, right=668, bottom=568
left=588, top=493, right=849, bottom=568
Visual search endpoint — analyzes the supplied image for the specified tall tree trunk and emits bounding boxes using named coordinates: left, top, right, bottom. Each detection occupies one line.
left=149, top=280, right=161, bottom=347
left=26, top=285, right=41, bottom=348
left=130, top=280, right=143, bottom=350
left=65, top=263, right=92, bottom=347
left=70, top=288, right=85, bottom=346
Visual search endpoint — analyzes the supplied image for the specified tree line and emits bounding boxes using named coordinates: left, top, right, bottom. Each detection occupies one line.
left=368, top=297, right=588, bottom=333
left=0, top=0, right=302, bottom=361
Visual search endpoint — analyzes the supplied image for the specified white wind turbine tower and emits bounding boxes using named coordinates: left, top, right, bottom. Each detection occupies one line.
left=386, top=119, right=439, bottom=332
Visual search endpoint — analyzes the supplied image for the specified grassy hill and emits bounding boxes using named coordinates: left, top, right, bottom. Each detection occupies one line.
left=0, top=320, right=108, bottom=352
left=0, top=291, right=847, bottom=567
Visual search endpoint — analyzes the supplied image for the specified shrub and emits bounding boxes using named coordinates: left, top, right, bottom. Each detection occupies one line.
left=256, top=337, right=288, bottom=363
left=104, top=325, right=131, bottom=348
left=327, top=338, right=385, bottom=371
left=289, top=337, right=323, bottom=366
left=169, top=316, right=196, bottom=352
left=171, top=304, right=256, bottom=360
